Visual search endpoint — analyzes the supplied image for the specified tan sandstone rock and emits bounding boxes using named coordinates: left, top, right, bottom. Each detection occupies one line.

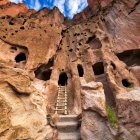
left=0, top=67, right=53, bottom=140
left=116, top=88, right=140, bottom=140
left=0, top=0, right=139, bottom=139
left=81, top=81, right=116, bottom=140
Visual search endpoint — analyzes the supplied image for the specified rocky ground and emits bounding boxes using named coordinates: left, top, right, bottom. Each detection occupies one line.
left=0, top=0, right=140, bottom=139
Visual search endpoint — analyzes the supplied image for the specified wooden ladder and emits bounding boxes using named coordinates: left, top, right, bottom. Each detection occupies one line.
left=55, top=86, right=68, bottom=115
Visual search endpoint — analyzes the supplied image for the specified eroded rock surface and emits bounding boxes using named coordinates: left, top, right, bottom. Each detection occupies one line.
left=116, top=88, right=140, bottom=140
left=0, top=66, right=54, bottom=140
left=0, top=0, right=139, bottom=139
left=81, top=81, right=115, bottom=140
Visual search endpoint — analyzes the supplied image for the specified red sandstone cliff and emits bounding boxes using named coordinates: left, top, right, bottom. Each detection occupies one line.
left=0, top=1, right=35, bottom=17
left=0, top=0, right=8, bottom=5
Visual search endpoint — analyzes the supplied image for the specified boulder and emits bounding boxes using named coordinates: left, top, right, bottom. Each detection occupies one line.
left=0, top=67, right=53, bottom=140
left=81, top=81, right=116, bottom=140
left=116, top=88, right=140, bottom=140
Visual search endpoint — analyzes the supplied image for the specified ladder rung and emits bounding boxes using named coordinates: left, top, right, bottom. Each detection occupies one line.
left=56, top=107, right=65, bottom=109
left=57, top=101, right=67, bottom=103
left=58, top=96, right=65, bottom=97
left=57, top=102, right=67, bottom=104
left=55, top=86, right=67, bottom=114
left=57, top=98, right=65, bottom=99
left=57, top=98, right=67, bottom=100
left=58, top=95, right=67, bottom=97
left=57, top=99, right=67, bottom=101
left=55, top=109, right=66, bottom=111
left=58, top=94, right=65, bottom=96
left=56, top=105, right=66, bottom=107
left=56, top=105, right=65, bottom=107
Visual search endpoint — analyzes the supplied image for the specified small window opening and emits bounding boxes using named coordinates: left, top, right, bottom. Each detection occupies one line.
left=69, top=49, right=73, bottom=52
left=92, top=62, right=104, bottom=75
left=10, top=46, right=17, bottom=51
left=86, top=35, right=96, bottom=44
left=9, top=21, right=14, bottom=25
left=58, top=72, right=68, bottom=86
left=77, top=64, right=84, bottom=77
left=34, top=58, right=54, bottom=81
left=111, top=62, right=116, bottom=70
left=41, top=69, right=52, bottom=81
left=2, top=16, right=5, bottom=19
left=87, top=35, right=102, bottom=49
left=15, top=52, right=26, bottom=63
left=34, top=67, right=52, bottom=81
left=122, top=79, right=132, bottom=88
left=20, top=26, right=25, bottom=30
left=79, top=42, right=82, bottom=46
left=35, top=69, right=52, bottom=81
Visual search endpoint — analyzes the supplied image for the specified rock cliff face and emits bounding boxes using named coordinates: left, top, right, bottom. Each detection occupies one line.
left=0, top=2, right=30, bottom=17
left=0, top=0, right=140, bottom=140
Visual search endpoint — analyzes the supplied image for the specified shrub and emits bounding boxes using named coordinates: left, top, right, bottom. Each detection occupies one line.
left=106, top=105, right=117, bottom=128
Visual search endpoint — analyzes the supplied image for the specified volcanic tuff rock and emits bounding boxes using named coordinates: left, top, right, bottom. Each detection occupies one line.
left=0, top=0, right=140, bottom=140
left=81, top=82, right=115, bottom=140
left=0, top=2, right=31, bottom=17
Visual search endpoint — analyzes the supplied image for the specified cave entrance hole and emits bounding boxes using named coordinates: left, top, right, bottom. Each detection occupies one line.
left=35, top=67, right=52, bottom=81
left=92, top=62, right=104, bottom=75
left=42, top=70, right=52, bottom=81
left=58, top=72, right=68, bottom=86
left=117, top=49, right=140, bottom=66
left=86, top=35, right=102, bottom=49
left=122, top=79, right=132, bottom=88
left=34, top=58, right=54, bottom=81
left=15, top=52, right=26, bottom=63
left=77, top=64, right=84, bottom=77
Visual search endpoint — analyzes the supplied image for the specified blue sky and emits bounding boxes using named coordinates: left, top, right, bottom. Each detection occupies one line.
left=9, top=0, right=88, bottom=19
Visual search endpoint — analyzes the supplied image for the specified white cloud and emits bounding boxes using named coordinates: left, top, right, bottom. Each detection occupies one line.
left=54, top=0, right=65, bottom=14
left=34, top=0, right=41, bottom=10
left=53, top=0, right=88, bottom=18
left=9, top=0, right=88, bottom=18
left=10, top=0, right=23, bottom=3
left=67, top=0, right=79, bottom=18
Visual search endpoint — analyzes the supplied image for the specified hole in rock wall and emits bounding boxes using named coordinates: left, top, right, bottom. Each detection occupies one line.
left=86, top=35, right=102, bottom=49
left=86, top=35, right=96, bottom=43
left=69, top=49, right=73, bottom=52
left=2, top=16, right=5, bottom=19
left=9, top=21, right=14, bottom=25
left=10, top=46, right=17, bottom=51
left=111, top=62, right=116, bottom=70
left=93, top=62, right=116, bottom=107
left=35, top=59, right=54, bottom=81
left=122, top=79, right=132, bottom=88
left=92, top=62, right=104, bottom=75
left=95, top=74, right=116, bottom=107
left=58, top=72, right=68, bottom=86
left=20, top=26, right=25, bottom=30
left=117, top=49, right=140, bottom=67
left=35, top=67, right=52, bottom=81
left=15, top=52, right=26, bottom=63
left=7, top=45, right=29, bottom=68
left=117, top=49, right=140, bottom=83
left=77, top=64, right=84, bottom=77
left=41, top=70, right=52, bottom=81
